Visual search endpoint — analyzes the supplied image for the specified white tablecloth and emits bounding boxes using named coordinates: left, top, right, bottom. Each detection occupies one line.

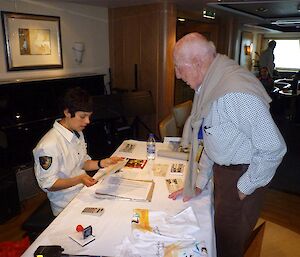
left=22, top=140, right=216, bottom=257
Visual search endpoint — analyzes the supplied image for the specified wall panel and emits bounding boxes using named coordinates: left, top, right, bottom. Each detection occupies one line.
left=109, top=4, right=176, bottom=136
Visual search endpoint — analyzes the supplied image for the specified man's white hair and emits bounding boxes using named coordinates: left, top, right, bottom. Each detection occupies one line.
left=174, top=33, right=216, bottom=64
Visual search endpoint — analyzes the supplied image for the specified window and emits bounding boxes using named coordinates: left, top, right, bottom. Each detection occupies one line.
left=273, top=39, right=300, bottom=70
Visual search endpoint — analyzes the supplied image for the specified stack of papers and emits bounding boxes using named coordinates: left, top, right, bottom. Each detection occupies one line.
left=158, top=137, right=190, bottom=160
left=95, top=177, right=154, bottom=202
left=93, top=159, right=128, bottom=181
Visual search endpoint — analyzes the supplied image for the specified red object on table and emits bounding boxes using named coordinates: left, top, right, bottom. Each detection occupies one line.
left=76, top=224, right=84, bottom=232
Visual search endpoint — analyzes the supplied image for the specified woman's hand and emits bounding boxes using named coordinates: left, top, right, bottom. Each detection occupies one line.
left=168, top=187, right=202, bottom=202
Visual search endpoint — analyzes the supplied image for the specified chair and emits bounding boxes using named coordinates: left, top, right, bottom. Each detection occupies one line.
left=0, top=236, right=30, bottom=257
left=244, top=221, right=266, bottom=257
left=159, top=114, right=179, bottom=140
left=22, top=199, right=55, bottom=242
left=121, top=90, right=156, bottom=138
left=172, top=100, right=192, bottom=135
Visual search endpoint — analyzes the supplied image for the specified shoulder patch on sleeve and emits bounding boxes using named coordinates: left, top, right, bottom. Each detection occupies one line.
left=39, top=156, right=52, bottom=170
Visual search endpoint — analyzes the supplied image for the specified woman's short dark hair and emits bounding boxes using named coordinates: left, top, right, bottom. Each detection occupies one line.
left=61, top=87, right=93, bottom=117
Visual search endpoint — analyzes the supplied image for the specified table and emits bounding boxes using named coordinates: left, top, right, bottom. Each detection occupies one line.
left=22, top=140, right=216, bottom=257
left=273, top=89, right=300, bottom=122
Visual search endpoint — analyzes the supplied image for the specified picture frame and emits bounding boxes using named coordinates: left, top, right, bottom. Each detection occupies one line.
left=1, top=11, right=63, bottom=71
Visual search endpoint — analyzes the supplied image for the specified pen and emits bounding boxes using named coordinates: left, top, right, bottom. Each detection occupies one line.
left=95, top=193, right=147, bottom=202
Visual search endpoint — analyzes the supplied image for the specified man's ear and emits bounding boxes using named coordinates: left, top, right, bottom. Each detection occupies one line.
left=64, top=109, right=71, bottom=118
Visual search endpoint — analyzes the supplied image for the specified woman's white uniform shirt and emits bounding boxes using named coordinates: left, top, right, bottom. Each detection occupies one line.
left=33, top=120, right=91, bottom=216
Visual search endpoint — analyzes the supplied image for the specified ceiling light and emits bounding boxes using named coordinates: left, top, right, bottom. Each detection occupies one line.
left=177, top=18, right=185, bottom=22
left=271, top=19, right=300, bottom=27
left=256, top=7, right=268, bottom=13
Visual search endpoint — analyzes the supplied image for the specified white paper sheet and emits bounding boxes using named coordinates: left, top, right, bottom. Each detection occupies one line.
left=95, top=176, right=153, bottom=201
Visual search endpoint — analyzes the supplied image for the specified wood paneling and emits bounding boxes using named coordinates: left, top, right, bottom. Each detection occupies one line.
left=240, top=31, right=254, bottom=71
left=109, top=4, right=176, bottom=136
left=177, top=21, right=219, bottom=45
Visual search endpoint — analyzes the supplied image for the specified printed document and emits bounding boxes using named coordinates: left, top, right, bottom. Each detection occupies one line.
left=95, top=176, right=154, bottom=201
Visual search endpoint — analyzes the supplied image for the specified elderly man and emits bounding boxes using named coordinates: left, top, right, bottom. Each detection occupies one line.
left=169, top=33, right=286, bottom=257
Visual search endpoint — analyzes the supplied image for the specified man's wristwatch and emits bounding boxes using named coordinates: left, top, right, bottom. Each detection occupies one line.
left=98, top=160, right=103, bottom=169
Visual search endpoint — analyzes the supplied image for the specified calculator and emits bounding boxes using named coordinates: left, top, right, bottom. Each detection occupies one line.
left=81, top=207, right=104, bottom=216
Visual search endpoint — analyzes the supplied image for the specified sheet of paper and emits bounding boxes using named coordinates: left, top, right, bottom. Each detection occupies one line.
left=169, top=163, right=185, bottom=175
left=165, top=178, right=184, bottom=194
left=119, top=142, right=136, bottom=153
left=95, top=177, right=153, bottom=201
left=152, top=164, right=169, bottom=177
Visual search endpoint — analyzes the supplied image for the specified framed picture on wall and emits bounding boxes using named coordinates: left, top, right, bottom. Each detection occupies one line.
left=1, top=11, right=63, bottom=71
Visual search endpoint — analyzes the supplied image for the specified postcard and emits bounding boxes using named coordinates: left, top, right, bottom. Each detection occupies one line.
left=119, top=143, right=136, bottom=153
left=170, top=163, right=185, bottom=175
left=125, top=158, right=147, bottom=169
left=165, top=178, right=184, bottom=194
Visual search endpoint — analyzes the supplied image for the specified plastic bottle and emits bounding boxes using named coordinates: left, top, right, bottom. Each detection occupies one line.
left=146, top=133, right=156, bottom=160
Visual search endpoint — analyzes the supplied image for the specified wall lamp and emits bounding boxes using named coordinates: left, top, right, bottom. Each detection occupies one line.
left=72, top=42, right=85, bottom=64
left=244, top=43, right=253, bottom=55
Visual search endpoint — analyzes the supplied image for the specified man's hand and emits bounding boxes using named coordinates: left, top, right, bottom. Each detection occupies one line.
left=238, top=189, right=246, bottom=200
left=168, top=187, right=202, bottom=202
left=100, top=157, right=124, bottom=168
left=168, top=188, right=184, bottom=200
left=80, top=173, right=97, bottom=187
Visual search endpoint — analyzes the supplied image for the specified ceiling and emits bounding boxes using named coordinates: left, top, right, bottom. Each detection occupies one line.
left=207, top=1, right=300, bottom=32
left=52, top=0, right=300, bottom=32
